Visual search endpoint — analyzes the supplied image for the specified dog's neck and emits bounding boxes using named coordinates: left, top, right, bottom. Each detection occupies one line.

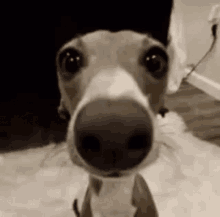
left=89, top=175, right=137, bottom=217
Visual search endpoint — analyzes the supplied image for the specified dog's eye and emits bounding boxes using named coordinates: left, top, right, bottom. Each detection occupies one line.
left=142, top=47, right=168, bottom=79
left=59, top=48, right=82, bottom=74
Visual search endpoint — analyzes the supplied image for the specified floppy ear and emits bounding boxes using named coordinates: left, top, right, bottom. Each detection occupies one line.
left=58, top=98, right=70, bottom=120
left=166, top=1, right=187, bottom=94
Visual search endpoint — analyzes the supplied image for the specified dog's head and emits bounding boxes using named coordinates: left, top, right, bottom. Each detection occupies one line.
left=56, top=1, right=174, bottom=180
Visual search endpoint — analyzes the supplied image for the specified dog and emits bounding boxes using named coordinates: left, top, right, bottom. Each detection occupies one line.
left=54, top=2, right=220, bottom=217
left=56, top=10, right=172, bottom=217
left=57, top=29, right=168, bottom=217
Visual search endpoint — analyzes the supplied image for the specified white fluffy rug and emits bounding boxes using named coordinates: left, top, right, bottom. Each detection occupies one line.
left=1, top=111, right=220, bottom=216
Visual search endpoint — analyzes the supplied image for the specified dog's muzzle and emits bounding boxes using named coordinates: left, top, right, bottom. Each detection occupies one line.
left=74, top=98, right=153, bottom=172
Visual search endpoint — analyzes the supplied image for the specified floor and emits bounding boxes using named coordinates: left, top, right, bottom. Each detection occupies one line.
left=165, top=80, right=220, bottom=146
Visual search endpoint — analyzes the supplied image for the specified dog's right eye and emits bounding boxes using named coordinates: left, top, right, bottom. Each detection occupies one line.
left=141, top=47, right=168, bottom=79
left=58, top=48, right=82, bottom=75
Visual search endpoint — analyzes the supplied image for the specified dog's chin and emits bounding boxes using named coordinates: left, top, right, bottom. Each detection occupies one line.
left=104, top=171, right=124, bottom=178
left=89, top=169, right=134, bottom=181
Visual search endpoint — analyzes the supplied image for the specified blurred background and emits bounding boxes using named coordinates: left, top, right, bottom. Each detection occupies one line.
left=178, top=0, right=220, bottom=83
left=0, top=0, right=219, bottom=152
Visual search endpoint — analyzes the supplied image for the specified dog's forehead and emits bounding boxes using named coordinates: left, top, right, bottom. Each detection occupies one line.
left=60, top=30, right=164, bottom=53
left=82, top=30, right=147, bottom=44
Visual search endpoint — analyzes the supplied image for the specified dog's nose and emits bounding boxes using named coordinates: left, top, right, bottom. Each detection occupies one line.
left=74, top=99, right=153, bottom=171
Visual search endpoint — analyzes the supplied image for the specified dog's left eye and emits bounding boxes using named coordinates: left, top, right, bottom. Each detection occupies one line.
left=58, top=48, right=82, bottom=75
left=142, top=47, right=168, bottom=79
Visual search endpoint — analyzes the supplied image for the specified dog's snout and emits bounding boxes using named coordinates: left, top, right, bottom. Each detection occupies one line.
left=74, top=99, right=153, bottom=172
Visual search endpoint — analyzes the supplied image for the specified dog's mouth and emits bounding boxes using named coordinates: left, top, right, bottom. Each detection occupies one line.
left=95, top=169, right=133, bottom=179
left=85, top=166, right=128, bottom=179
left=105, top=171, right=122, bottom=178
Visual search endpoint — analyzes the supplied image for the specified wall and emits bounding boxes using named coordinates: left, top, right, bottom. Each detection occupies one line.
left=178, top=0, right=220, bottom=84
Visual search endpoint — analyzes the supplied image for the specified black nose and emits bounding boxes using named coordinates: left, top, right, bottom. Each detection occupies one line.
left=74, top=99, right=153, bottom=172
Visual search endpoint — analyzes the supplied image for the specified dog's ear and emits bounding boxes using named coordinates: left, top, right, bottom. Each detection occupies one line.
left=58, top=99, right=70, bottom=121
left=166, top=1, right=187, bottom=95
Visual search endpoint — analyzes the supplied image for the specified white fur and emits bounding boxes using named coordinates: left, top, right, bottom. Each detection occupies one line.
left=90, top=176, right=137, bottom=217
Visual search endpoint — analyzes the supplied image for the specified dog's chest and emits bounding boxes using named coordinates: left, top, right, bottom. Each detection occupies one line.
left=90, top=178, right=137, bottom=217
left=75, top=174, right=159, bottom=217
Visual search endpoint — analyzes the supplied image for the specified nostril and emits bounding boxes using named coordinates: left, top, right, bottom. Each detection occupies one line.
left=127, top=134, right=147, bottom=150
left=126, top=130, right=152, bottom=151
left=81, top=135, right=101, bottom=153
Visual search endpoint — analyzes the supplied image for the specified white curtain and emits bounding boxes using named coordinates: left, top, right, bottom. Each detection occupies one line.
left=166, top=0, right=188, bottom=94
